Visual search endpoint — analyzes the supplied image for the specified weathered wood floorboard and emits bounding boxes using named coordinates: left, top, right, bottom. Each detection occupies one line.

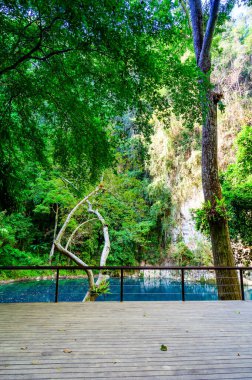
left=0, top=301, right=252, bottom=379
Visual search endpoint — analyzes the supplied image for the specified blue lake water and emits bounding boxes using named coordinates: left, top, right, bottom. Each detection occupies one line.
left=0, top=277, right=252, bottom=302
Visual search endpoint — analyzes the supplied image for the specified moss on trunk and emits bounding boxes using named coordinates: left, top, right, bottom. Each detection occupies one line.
left=202, top=91, right=241, bottom=300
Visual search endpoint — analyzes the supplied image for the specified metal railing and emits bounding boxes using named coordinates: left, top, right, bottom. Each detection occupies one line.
left=0, top=265, right=252, bottom=302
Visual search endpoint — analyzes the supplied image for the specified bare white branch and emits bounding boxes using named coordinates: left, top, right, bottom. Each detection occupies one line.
left=65, top=218, right=97, bottom=251
left=54, top=241, right=95, bottom=288
left=49, top=203, right=59, bottom=264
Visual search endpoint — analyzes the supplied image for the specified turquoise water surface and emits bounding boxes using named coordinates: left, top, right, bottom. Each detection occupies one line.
left=0, top=277, right=252, bottom=302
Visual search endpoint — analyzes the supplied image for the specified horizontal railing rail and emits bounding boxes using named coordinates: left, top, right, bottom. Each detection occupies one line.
left=0, top=266, right=252, bottom=303
left=1, top=265, right=252, bottom=270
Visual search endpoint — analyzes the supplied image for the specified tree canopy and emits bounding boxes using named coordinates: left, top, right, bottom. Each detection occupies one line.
left=0, top=0, right=200, bottom=210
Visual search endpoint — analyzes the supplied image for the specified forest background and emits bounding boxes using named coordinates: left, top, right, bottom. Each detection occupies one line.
left=0, top=0, right=251, bottom=280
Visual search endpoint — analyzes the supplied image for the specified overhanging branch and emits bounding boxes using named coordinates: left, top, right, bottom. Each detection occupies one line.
left=0, top=16, right=66, bottom=76
left=30, top=48, right=74, bottom=61
left=0, top=37, right=42, bottom=76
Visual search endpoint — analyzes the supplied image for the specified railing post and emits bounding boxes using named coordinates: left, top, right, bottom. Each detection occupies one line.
left=181, top=268, right=185, bottom=302
left=120, top=268, right=124, bottom=302
left=239, top=269, right=245, bottom=301
left=55, top=269, right=59, bottom=303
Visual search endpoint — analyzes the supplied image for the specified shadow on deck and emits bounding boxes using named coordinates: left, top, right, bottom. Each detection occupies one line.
left=0, top=301, right=252, bottom=379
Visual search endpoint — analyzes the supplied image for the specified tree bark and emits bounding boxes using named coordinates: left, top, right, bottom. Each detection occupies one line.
left=189, top=0, right=241, bottom=299
left=49, top=203, right=59, bottom=264
left=54, top=240, right=95, bottom=290
left=83, top=200, right=111, bottom=302
left=202, top=91, right=241, bottom=300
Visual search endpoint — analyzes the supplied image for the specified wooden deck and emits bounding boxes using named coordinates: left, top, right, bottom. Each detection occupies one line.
left=0, top=302, right=252, bottom=379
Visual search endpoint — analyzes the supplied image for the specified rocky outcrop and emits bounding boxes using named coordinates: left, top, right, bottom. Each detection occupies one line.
left=232, top=240, right=252, bottom=266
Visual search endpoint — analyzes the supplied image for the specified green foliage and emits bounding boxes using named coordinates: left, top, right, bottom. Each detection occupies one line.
left=171, top=242, right=194, bottom=266
left=171, top=240, right=213, bottom=267
left=45, top=127, right=174, bottom=268
left=30, top=174, right=77, bottom=214
left=235, top=125, right=252, bottom=177
left=192, top=197, right=230, bottom=236
left=193, top=126, right=252, bottom=246
left=0, top=245, right=46, bottom=280
left=90, top=280, right=110, bottom=297
left=0, top=245, right=43, bottom=266
left=221, top=126, right=252, bottom=245
left=192, top=240, right=213, bottom=266
left=218, top=101, right=226, bottom=113
left=1, top=0, right=250, bottom=280
left=148, top=182, right=172, bottom=219
left=85, top=169, right=166, bottom=266
left=0, top=0, right=200, bottom=210
left=0, top=211, right=34, bottom=249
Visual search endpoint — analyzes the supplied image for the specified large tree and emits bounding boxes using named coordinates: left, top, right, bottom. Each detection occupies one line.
left=187, top=0, right=241, bottom=299
left=0, top=0, right=198, bottom=211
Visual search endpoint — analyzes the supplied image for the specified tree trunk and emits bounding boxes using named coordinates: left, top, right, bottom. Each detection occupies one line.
left=188, top=0, right=241, bottom=299
left=53, top=185, right=111, bottom=302
left=83, top=200, right=111, bottom=302
left=49, top=203, right=59, bottom=264
left=202, top=91, right=241, bottom=300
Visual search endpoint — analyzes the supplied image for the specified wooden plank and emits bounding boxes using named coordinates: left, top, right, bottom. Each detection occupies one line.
left=0, top=302, right=252, bottom=379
